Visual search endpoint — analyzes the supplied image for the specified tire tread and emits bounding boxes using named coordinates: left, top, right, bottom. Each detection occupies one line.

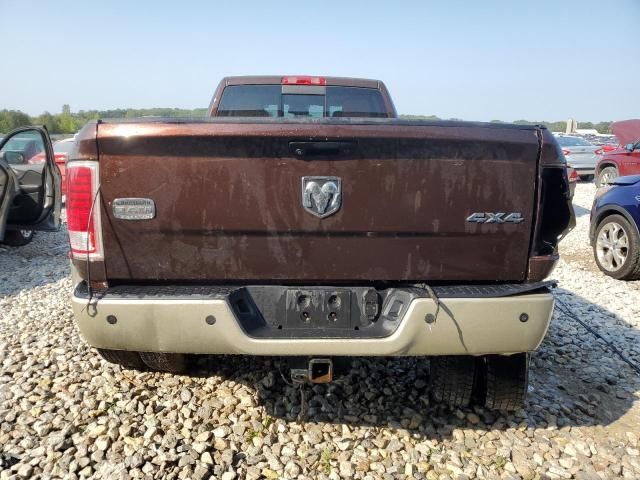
left=430, top=356, right=476, bottom=408
left=483, top=353, right=529, bottom=411
left=97, top=348, right=145, bottom=370
left=139, top=352, right=186, bottom=373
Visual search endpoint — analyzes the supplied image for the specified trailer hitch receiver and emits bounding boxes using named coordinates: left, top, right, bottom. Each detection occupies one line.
left=290, top=358, right=333, bottom=384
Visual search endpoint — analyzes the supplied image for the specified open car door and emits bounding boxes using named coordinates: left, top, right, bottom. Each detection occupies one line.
left=0, top=153, right=18, bottom=241
left=0, top=126, right=62, bottom=245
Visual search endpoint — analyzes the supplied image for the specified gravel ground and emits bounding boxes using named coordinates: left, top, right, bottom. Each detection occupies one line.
left=1, top=182, right=639, bottom=480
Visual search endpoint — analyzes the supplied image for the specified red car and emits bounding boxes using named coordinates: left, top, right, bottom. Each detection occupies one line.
left=28, top=137, right=75, bottom=194
left=595, top=119, right=640, bottom=187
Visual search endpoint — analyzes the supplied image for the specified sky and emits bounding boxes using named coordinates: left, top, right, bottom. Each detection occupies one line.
left=1, top=0, right=639, bottom=122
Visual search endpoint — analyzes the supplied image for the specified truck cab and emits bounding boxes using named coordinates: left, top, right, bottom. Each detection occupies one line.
left=208, top=75, right=397, bottom=119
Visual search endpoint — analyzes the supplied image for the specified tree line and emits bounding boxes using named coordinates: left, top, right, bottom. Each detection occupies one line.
left=400, top=115, right=613, bottom=134
left=0, top=106, right=612, bottom=134
left=0, top=106, right=208, bottom=134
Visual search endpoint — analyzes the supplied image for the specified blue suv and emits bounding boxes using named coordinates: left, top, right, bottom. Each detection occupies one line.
left=590, top=175, right=640, bottom=280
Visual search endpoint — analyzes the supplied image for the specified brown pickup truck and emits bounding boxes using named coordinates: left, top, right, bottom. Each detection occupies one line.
left=69, top=76, right=574, bottom=410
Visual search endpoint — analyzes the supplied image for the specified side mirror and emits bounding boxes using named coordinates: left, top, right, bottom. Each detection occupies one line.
left=0, top=129, right=48, bottom=165
left=625, top=143, right=635, bottom=152
left=2, top=151, right=25, bottom=164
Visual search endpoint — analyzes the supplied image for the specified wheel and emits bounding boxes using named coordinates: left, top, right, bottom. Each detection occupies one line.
left=139, top=352, right=187, bottom=373
left=593, top=214, right=640, bottom=280
left=97, top=348, right=145, bottom=369
left=579, top=174, right=594, bottom=182
left=2, top=229, right=34, bottom=246
left=481, top=353, right=529, bottom=411
left=596, top=166, right=618, bottom=188
left=430, top=356, right=476, bottom=407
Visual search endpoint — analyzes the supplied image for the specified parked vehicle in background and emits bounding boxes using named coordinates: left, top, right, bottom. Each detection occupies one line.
left=68, top=75, right=574, bottom=411
left=595, top=120, right=640, bottom=188
left=590, top=175, right=640, bottom=280
left=554, top=134, right=600, bottom=181
left=29, top=137, right=75, bottom=194
left=0, top=127, right=61, bottom=246
left=52, top=138, right=75, bottom=194
left=567, top=165, right=578, bottom=198
left=581, top=134, right=618, bottom=153
left=594, top=144, right=618, bottom=155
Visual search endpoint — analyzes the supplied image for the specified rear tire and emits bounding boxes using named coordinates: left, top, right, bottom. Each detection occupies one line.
left=430, top=356, right=476, bottom=408
left=596, top=166, right=618, bottom=188
left=97, top=348, right=145, bottom=370
left=139, top=352, right=187, bottom=373
left=3, top=229, right=34, bottom=246
left=480, top=353, right=529, bottom=411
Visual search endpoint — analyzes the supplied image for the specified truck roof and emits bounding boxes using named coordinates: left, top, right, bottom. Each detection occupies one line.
left=220, top=75, right=382, bottom=89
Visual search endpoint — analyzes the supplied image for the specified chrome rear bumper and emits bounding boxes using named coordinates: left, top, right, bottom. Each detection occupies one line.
left=72, top=283, right=554, bottom=357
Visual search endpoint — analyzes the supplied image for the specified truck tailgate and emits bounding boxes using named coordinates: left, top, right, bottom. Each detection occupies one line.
left=97, top=120, right=540, bottom=282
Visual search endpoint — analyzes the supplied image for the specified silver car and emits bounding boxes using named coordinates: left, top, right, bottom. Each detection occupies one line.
left=555, top=135, right=600, bottom=180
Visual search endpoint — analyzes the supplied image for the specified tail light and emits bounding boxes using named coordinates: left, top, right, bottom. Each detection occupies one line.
left=568, top=167, right=578, bottom=183
left=527, top=130, right=576, bottom=280
left=66, top=161, right=103, bottom=260
left=281, top=76, right=326, bottom=86
left=27, top=153, right=46, bottom=165
left=562, top=149, right=571, bottom=156
left=531, top=166, right=575, bottom=260
left=531, top=133, right=576, bottom=259
left=54, top=153, right=68, bottom=164
left=595, top=148, right=603, bottom=155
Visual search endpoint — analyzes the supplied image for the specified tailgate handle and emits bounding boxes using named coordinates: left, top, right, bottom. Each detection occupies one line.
left=289, top=141, right=355, bottom=158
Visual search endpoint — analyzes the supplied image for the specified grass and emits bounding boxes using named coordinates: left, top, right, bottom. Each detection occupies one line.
left=319, top=448, right=333, bottom=475
left=494, top=455, right=507, bottom=470
left=245, top=429, right=262, bottom=442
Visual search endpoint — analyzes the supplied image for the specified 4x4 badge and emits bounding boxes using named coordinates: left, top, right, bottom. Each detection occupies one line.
left=466, top=212, right=524, bottom=224
left=302, top=176, right=341, bottom=219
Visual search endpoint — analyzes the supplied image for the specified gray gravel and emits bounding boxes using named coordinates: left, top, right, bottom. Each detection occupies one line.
left=1, top=182, right=639, bottom=479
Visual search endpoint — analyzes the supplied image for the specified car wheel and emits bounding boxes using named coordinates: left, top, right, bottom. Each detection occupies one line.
left=97, top=348, right=146, bottom=369
left=593, top=214, right=640, bottom=280
left=596, top=166, right=618, bottom=188
left=480, top=353, right=529, bottom=411
left=430, top=356, right=477, bottom=408
left=2, top=229, right=34, bottom=246
left=139, top=352, right=187, bottom=373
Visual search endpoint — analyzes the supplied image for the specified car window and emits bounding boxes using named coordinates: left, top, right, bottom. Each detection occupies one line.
left=555, top=136, right=592, bottom=147
left=217, top=85, right=281, bottom=117
left=216, top=84, right=389, bottom=118
left=0, top=131, right=45, bottom=164
left=282, top=94, right=324, bottom=118
left=326, top=86, right=387, bottom=118
left=54, top=140, right=75, bottom=154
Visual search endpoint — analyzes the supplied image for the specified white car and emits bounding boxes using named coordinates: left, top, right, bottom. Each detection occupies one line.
left=555, top=135, right=600, bottom=181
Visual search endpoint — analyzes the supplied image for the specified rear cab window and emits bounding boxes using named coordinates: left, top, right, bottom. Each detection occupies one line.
left=216, top=85, right=389, bottom=118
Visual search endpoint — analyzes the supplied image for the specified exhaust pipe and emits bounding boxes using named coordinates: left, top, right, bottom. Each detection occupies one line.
left=290, top=358, right=333, bottom=384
